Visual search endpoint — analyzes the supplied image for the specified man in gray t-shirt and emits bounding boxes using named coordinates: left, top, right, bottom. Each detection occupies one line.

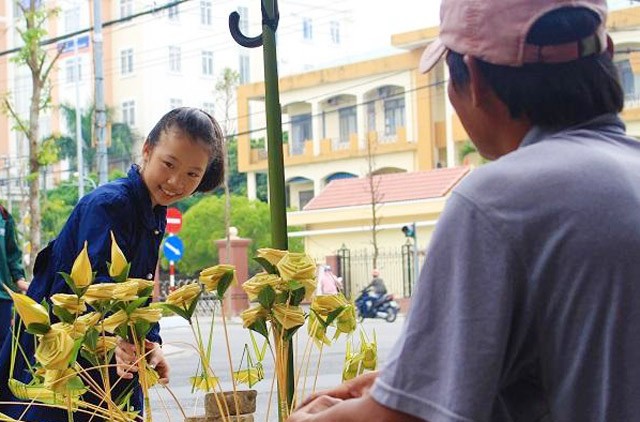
left=289, top=1, right=640, bottom=421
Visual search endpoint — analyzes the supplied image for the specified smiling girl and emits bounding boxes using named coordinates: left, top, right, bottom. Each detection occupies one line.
left=0, top=107, right=225, bottom=421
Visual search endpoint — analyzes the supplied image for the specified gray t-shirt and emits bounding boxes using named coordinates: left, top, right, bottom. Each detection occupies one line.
left=371, top=114, right=640, bottom=422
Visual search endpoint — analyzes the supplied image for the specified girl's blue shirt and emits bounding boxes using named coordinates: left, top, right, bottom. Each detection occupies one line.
left=0, top=165, right=166, bottom=420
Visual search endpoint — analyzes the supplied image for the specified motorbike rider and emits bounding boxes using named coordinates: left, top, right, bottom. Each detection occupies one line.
left=364, top=269, right=388, bottom=311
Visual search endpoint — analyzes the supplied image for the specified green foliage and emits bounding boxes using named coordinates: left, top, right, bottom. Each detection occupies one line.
left=37, top=135, right=59, bottom=165
left=176, top=195, right=270, bottom=274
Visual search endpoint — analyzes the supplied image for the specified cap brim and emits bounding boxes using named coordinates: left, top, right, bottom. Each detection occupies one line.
left=419, top=38, right=447, bottom=74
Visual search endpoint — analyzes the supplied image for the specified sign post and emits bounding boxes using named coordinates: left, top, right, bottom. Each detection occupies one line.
left=165, top=208, right=183, bottom=291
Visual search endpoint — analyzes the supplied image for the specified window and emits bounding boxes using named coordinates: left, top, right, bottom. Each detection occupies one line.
left=65, top=58, right=82, bottom=83
left=64, top=7, right=80, bottom=33
left=299, top=190, right=314, bottom=209
left=169, top=98, right=183, bottom=110
left=366, top=101, right=376, bottom=132
left=122, top=100, right=135, bottom=126
left=201, top=51, right=214, bottom=76
left=202, top=102, right=215, bottom=116
left=384, top=97, right=405, bottom=136
left=237, top=6, right=249, bottom=33
left=616, top=60, right=636, bottom=98
left=120, top=48, right=133, bottom=75
left=302, top=18, right=313, bottom=40
left=338, top=106, right=356, bottom=144
left=200, top=0, right=212, bottom=25
left=330, top=21, right=340, bottom=44
left=239, top=54, right=250, bottom=84
left=120, top=0, right=133, bottom=18
left=291, top=114, right=312, bottom=155
left=169, top=46, right=181, bottom=73
left=167, top=1, right=179, bottom=20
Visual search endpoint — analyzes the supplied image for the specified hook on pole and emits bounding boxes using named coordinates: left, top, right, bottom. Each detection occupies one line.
left=229, top=0, right=279, bottom=49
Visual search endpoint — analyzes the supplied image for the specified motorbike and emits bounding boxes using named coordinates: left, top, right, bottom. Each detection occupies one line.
left=354, top=288, right=400, bottom=323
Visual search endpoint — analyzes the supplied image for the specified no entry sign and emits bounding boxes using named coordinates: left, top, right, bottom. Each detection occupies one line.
left=166, top=207, right=182, bottom=234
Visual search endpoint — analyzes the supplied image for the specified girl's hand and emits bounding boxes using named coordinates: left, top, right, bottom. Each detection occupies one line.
left=115, top=338, right=138, bottom=380
left=16, top=279, right=29, bottom=293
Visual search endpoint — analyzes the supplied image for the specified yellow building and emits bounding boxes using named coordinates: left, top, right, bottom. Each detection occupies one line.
left=237, top=6, right=640, bottom=276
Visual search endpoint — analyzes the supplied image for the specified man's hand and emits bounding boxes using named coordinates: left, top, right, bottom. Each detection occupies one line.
left=16, top=279, right=29, bottom=293
left=299, top=371, right=378, bottom=408
left=287, top=396, right=343, bottom=421
left=145, top=339, right=169, bottom=384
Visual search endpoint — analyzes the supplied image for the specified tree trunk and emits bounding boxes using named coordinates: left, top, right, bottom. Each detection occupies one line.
left=28, top=73, right=42, bottom=267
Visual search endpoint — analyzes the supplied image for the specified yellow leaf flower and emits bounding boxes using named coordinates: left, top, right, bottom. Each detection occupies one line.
left=84, top=283, right=116, bottom=304
left=165, top=282, right=201, bottom=309
left=74, top=312, right=102, bottom=336
left=242, top=273, right=283, bottom=301
left=127, top=278, right=155, bottom=295
left=233, top=366, right=264, bottom=386
left=112, top=280, right=139, bottom=301
left=130, top=307, right=162, bottom=324
left=190, top=373, right=219, bottom=392
left=256, top=248, right=287, bottom=266
left=311, top=294, right=349, bottom=316
left=276, top=252, right=317, bottom=282
left=70, top=241, right=93, bottom=289
left=101, top=310, right=128, bottom=333
left=336, top=304, right=357, bottom=334
left=298, top=278, right=318, bottom=301
left=240, top=305, right=268, bottom=329
left=272, top=304, right=305, bottom=330
left=5, top=288, right=50, bottom=330
left=360, top=330, right=377, bottom=370
left=199, top=264, right=236, bottom=293
left=35, top=325, right=75, bottom=370
left=43, top=368, right=79, bottom=393
left=307, top=312, right=331, bottom=348
left=86, top=335, right=118, bottom=356
left=51, top=294, right=86, bottom=314
left=109, top=231, right=128, bottom=278
left=142, top=364, right=160, bottom=388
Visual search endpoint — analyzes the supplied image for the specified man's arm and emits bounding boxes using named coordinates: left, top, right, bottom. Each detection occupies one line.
left=288, top=394, right=424, bottom=422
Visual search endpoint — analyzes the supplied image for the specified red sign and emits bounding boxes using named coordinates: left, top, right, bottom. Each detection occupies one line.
left=166, top=208, right=182, bottom=234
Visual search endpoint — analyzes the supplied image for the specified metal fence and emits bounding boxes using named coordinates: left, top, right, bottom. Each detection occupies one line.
left=158, top=277, right=219, bottom=316
left=335, top=243, right=425, bottom=300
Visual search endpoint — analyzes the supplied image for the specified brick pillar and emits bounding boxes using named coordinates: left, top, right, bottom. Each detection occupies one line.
left=216, top=230, right=252, bottom=317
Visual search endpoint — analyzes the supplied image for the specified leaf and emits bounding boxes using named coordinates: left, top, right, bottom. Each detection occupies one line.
left=52, top=305, right=75, bottom=324
left=138, top=286, right=154, bottom=298
left=58, top=272, right=79, bottom=296
left=69, top=337, right=84, bottom=366
left=288, top=287, right=305, bottom=307
left=253, top=257, right=278, bottom=274
left=325, top=306, right=346, bottom=326
left=125, top=297, right=148, bottom=314
left=284, top=325, right=302, bottom=342
left=80, top=349, right=98, bottom=367
left=248, top=318, right=269, bottom=340
left=216, top=272, right=234, bottom=298
left=134, top=320, right=151, bottom=339
left=157, top=303, right=189, bottom=320
left=26, top=322, right=50, bottom=336
left=257, top=286, right=276, bottom=309
left=40, top=298, right=50, bottom=313
left=84, top=328, right=99, bottom=350
left=185, top=291, right=202, bottom=321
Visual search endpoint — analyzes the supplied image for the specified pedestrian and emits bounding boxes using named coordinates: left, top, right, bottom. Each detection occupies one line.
left=288, top=0, right=640, bottom=421
left=0, top=107, right=225, bottom=421
left=0, top=203, right=28, bottom=347
left=319, top=265, right=342, bottom=295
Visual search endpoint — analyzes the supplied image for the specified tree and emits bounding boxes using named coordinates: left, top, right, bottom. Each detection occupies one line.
left=57, top=105, right=136, bottom=173
left=214, top=67, right=240, bottom=264
left=2, top=1, right=64, bottom=267
left=175, top=195, right=303, bottom=275
left=365, top=136, right=383, bottom=269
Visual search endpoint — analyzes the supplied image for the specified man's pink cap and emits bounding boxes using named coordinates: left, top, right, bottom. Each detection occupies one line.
left=420, top=0, right=609, bottom=74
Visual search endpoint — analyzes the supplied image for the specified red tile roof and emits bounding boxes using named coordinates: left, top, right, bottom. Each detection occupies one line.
left=303, top=166, right=470, bottom=211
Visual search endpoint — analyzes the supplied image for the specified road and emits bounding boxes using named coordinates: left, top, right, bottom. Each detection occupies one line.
left=149, top=313, right=405, bottom=421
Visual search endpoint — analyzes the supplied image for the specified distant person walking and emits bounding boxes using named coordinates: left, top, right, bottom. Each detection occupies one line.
left=318, top=265, right=342, bottom=295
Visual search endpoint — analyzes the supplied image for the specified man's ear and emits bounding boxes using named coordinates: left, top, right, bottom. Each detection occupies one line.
left=463, top=55, right=489, bottom=108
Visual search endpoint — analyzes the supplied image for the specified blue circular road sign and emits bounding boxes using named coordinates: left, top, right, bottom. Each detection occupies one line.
left=163, top=235, right=184, bottom=262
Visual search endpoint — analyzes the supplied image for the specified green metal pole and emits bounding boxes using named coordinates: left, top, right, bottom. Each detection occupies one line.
left=260, top=0, right=294, bottom=413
